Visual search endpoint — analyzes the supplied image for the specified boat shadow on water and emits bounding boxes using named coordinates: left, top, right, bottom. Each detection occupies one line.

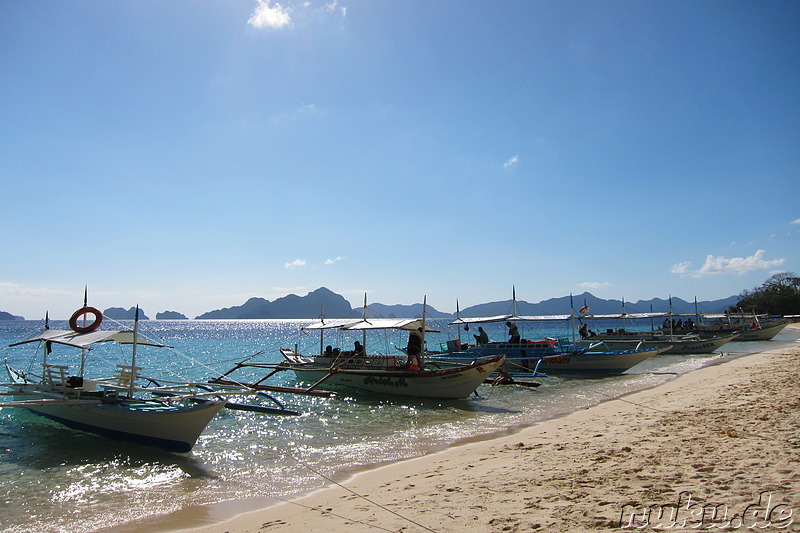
left=0, top=409, right=216, bottom=478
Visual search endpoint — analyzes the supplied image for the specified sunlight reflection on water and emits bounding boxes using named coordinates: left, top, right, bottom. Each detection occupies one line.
left=0, top=319, right=794, bottom=532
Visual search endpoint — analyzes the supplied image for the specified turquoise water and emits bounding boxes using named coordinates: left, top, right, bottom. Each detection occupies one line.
left=0, top=318, right=794, bottom=533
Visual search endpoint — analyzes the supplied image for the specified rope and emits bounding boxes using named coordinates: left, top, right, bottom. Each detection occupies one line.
left=288, top=454, right=438, bottom=533
left=271, top=496, right=399, bottom=532
left=100, top=316, right=286, bottom=388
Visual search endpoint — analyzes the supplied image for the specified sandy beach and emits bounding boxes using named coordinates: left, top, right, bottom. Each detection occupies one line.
left=168, top=326, right=799, bottom=533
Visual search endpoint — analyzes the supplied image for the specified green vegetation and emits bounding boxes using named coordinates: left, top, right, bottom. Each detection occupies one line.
left=734, top=273, right=800, bottom=316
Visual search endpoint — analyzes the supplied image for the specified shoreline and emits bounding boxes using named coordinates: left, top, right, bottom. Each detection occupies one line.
left=112, top=328, right=799, bottom=532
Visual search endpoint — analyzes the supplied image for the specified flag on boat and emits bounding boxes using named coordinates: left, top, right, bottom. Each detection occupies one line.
left=579, top=305, right=590, bottom=314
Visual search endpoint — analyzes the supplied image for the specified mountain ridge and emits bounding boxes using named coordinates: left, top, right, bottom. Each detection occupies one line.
left=192, top=288, right=738, bottom=319
left=0, top=288, right=740, bottom=320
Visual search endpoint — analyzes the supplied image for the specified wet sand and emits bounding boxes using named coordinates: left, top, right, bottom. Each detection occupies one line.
left=158, top=326, right=799, bottom=532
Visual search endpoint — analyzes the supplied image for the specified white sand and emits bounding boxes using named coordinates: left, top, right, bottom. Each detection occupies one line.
left=164, top=327, right=799, bottom=532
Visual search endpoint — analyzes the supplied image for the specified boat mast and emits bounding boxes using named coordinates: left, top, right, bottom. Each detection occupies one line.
left=318, top=303, right=325, bottom=357
left=455, top=299, right=462, bottom=347
left=129, top=306, right=140, bottom=397
left=511, top=286, right=520, bottom=339
left=570, top=293, right=576, bottom=344
left=361, top=293, right=367, bottom=352
left=42, top=312, right=50, bottom=372
left=512, top=286, right=518, bottom=317
left=80, top=287, right=89, bottom=377
left=668, top=296, right=674, bottom=336
left=421, top=295, right=428, bottom=364
left=621, top=297, right=627, bottom=331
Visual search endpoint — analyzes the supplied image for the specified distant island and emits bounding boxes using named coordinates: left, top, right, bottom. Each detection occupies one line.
left=103, top=307, right=150, bottom=320
left=1, top=287, right=740, bottom=321
left=196, top=287, right=358, bottom=319
left=156, top=311, right=188, bottom=320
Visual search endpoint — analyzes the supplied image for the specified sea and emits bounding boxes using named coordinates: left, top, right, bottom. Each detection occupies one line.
left=0, top=317, right=796, bottom=533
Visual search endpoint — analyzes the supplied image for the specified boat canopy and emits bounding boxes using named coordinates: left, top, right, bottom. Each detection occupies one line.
left=343, top=318, right=439, bottom=332
left=302, top=318, right=439, bottom=333
left=301, top=318, right=362, bottom=331
left=701, top=313, right=772, bottom=320
left=450, top=314, right=512, bottom=325
left=451, top=314, right=572, bottom=325
left=581, top=312, right=671, bottom=320
left=451, top=311, right=689, bottom=325
left=9, top=329, right=167, bottom=350
left=514, top=314, right=572, bottom=321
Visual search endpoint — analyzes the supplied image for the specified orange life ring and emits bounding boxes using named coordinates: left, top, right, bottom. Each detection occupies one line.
left=69, top=306, right=103, bottom=333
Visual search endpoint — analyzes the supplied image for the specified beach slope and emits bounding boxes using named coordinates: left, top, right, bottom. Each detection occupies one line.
left=184, top=328, right=799, bottom=532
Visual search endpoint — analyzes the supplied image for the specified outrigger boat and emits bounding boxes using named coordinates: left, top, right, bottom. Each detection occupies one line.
left=694, top=313, right=790, bottom=341
left=574, top=309, right=740, bottom=355
left=1, top=303, right=280, bottom=452
left=575, top=331, right=738, bottom=355
left=214, top=297, right=505, bottom=400
left=429, top=291, right=667, bottom=375
left=432, top=332, right=667, bottom=375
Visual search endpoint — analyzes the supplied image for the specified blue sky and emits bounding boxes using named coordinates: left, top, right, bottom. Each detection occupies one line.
left=1, top=1, right=798, bottom=319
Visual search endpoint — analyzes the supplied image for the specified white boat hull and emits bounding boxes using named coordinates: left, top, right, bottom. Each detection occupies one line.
left=697, top=320, right=790, bottom=341
left=7, top=385, right=224, bottom=453
left=535, top=346, right=667, bottom=374
left=286, top=356, right=504, bottom=399
left=730, top=322, right=789, bottom=341
left=580, top=334, right=737, bottom=355
left=433, top=346, right=664, bottom=375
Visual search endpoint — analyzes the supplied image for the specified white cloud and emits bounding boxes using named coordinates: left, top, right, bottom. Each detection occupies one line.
left=579, top=281, right=610, bottom=290
left=270, top=103, right=325, bottom=126
left=284, top=259, right=307, bottom=268
left=248, top=1, right=292, bottom=29
left=791, top=218, right=800, bottom=225
left=324, top=1, right=347, bottom=16
left=503, top=155, right=519, bottom=169
left=669, top=262, right=692, bottom=275
left=324, top=256, right=344, bottom=265
left=0, top=282, right=71, bottom=297
left=673, top=250, right=786, bottom=278
left=697, top=250, right=785, bottom=276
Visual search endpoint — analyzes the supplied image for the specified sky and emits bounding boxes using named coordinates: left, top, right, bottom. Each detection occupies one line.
left=1, top=0, right=799, bottom=319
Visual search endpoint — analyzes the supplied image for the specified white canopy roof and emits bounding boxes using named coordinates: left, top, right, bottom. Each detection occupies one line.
left=451, top=311, right=686, bottom=324
left=342, top=318, right=439, bottom=332
left=9, top=329, right=167, bottom=350
left=514, top=314, right=573, bottom=321
left=581, top=312, right=671, bottom=320
left=302, top=318, right=439, bottom=333
left=301, top=318, right=362, bottom=331
left=450, top=314, right=512, bottom=325
left=701, top=313, right=769, bottom=320
left=451, top=314, right=572, bottom=325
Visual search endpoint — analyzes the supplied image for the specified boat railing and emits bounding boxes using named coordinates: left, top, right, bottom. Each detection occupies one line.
left=41, top=364, right=69, bottom=389
left=112, top=365, right=143, bottom=389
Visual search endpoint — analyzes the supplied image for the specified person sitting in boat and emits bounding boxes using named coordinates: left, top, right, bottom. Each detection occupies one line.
left=492, top=360, right=514, bottom=385
left=324, top=345, right=334, bottom=357
left=507, top=321, right=521, bottom=343
left=578, top=323, right=589, bottom=339
left=406, top=327, right=424, bottom=371
left=588, top=329, right=597, bottom=338
left=353, top=341, right=365, bottom=357
left=473, top=326, right=489, bottom=346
